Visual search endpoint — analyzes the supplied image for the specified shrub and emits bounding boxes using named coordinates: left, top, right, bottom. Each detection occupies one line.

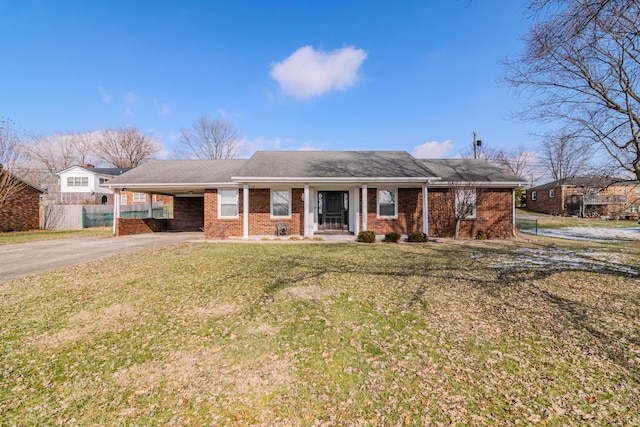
left=407, top=231, right=428, bottom=243
left=383, top=232, right=401, bottom=243
left=356, top=231, right=376, bottom=243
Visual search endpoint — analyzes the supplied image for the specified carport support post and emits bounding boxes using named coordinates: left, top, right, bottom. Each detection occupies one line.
left=362, top=185, right=368, bottom=231
left=422, top=185, right=429, bottom=235
left=243, top=185, right=249, bottom=239
left=112, top=189, right=121, bottom=235
left=147, top=193, right=153, bottom=218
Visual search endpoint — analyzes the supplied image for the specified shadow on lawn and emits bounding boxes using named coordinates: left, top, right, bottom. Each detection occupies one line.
left=255, top=242, right=640, bottom=377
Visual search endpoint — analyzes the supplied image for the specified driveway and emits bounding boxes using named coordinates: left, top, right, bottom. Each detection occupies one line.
left=0, top=232, right=203, bottom=283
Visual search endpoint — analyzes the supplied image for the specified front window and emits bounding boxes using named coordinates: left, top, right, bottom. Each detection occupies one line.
left=271, top=190, right=291, bottom=217
left=549, top=189, right=555, bottom=198
left=219, top=189, right=238, bottom=218
left=120, top=194, right=127, bottom=205
left=455, top=188, right=477, bottom=219
left=67, top=176, right=88, bottom=187
left=133, top=193, right=146, bottom=203
left=531, top=191, right=537, bottom=201
left=377, top=189, right=397, bottom=218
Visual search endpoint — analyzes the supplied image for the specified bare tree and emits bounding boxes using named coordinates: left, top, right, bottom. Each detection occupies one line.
left=504, top=0, right=640, bottom=180
left=0, top=117, right=27, bottom=209
left=450, top=182, right=480, bottom=239
left=540, top=131, right=597, bottom=180
left=28, top=132, right=98, bottom=177
left=94, top=126, right=162, bottom=168
left=175, top=116, right=240, bottom=159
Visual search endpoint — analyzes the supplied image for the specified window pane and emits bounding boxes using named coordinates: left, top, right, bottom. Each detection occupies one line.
left=272, top=191, right=290, bottom=216
left=67, top=177, right=74, bottom=186
left=378, top=190, right=396, bottom=217
left=81, top=177, right=88, bottom=186
left=219, top=190, right=237, bottom=217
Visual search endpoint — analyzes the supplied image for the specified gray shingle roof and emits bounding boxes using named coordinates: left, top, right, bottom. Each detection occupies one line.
left=106, top=159, right=247, bottom=186
left=528, top=176, right=638, bottom=191
left=105, top=152, right=526, bottom=192
left=419, top=159, right=526, bottom=184
left=234, top=151, right=434, bottom=178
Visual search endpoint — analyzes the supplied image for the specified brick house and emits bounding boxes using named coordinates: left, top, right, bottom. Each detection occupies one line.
left=527, top=176, right=640, bottom=219
left=0, top=170, right=45, bottom=232
left=105, top=151, right=526, bottom=239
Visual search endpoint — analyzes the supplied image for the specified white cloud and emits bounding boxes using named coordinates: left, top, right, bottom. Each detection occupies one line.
left=270, top=45, right=367, bottom=99
left=298, top=142, right=319, bottom=151
left=97, top=86, right=111, bottom=103
left=125, top=106, right=134, bottom=116
left=238, top=136, right=291, bottom=157
left=153, top=99, right=170, bottom=115
left=125, top=92, right=138, bottom=103
left=412, top=140, right=453, bottom=158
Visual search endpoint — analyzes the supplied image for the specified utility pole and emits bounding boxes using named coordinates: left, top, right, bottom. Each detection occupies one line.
left=473, top=132, right=482, bottom=159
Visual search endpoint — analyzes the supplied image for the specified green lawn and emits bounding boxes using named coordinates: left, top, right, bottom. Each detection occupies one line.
left=1, top=240, right=639, bottom=425
left=0, top=228, right=112, bottom=245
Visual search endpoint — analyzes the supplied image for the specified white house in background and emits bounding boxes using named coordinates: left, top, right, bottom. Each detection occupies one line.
left=58, top=164, right=131, bottom=204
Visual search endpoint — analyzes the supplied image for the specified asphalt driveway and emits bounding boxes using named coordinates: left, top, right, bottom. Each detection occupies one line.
left=0, top=232, right=203, bottom=283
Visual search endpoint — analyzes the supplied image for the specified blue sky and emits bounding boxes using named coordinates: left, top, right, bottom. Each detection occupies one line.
left=0, top=0, right=535, bottom=159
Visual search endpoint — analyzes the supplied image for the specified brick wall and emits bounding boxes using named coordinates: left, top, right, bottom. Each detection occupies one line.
left=365, top=188, right=424, bottom=234
left=0, top=179, right=41, bottom=232
left=116, top=218, right=168, bottom=236
left=527, top=186, right=564, bottom=215
left=427, top=188, right=514, bottom=239
left=204, top=188, right=305, bottom=238
left=168, top=197, right=204, bottom=231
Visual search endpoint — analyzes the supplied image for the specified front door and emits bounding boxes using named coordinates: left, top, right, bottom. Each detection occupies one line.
left=318, top=191, right=349, bottom=231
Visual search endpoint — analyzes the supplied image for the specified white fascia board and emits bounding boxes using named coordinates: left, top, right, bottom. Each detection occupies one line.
left=429, top=181, right=526, bottom=188
left=231, top=176, right=441, bottom=184
left=106, top=182, right=237, bottom=190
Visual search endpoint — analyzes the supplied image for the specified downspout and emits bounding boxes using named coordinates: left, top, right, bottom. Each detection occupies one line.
left=243, top=185, right=249, bottom=239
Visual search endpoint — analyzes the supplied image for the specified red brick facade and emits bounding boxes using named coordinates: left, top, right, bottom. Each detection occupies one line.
left=193, top=186, right=515, bottom=239
left=116, top=218, right=167, bottom=236
left=0, top=176, right=42, bottom=232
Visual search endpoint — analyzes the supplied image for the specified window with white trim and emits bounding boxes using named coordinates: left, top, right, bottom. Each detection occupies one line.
left=120, top=194, right=127, bottom=205
left=455, top=188, right=477, bottom=219
left=133, top=193, right=146, bottom=203
left=377, top=189, right=397, bottom=218
left=218, top=189, right=238, bottom=218
left=531, top=191, right=537, bottom=201
left=549, top=189, right=555, bottom=198
left=271, top=190, right=291, bottom=217
left=67, top=176, right=89, bottom=187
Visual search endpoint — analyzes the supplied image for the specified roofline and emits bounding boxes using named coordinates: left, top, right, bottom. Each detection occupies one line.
left=430, top=181, right=526, bottom=188
left=230, top=176, right=442, bottom=183
left=106, top=182, right=237, bottom=189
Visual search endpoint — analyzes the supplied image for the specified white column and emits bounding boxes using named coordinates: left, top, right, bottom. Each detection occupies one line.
left=147, top=193, right=153, bottom=218
left=303, top=185, right=310, bottom=237
left=512, top=188, right=517, bottom=237
left=243, top=185, right=249, bottom=239
left=422, top=185, right=429, bottom=235
left=353, top=188, right=360, bottom=235
left=362, top=185, right=368, bottom=231
left=112, top=189, right=120, bottom=235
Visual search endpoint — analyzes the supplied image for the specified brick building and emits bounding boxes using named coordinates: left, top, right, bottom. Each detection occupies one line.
left=105, top=151, right=526, bottom=239
left=0, top=170, right=45, bottom=232
left=527, top=176, right=640, bottom=219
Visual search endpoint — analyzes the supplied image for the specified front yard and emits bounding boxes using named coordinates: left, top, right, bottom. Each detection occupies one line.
left=1, top=239, right=639, bottom=425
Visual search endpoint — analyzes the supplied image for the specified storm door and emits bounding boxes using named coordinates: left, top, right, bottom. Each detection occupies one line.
left=318, top=191, right=349, bottom=232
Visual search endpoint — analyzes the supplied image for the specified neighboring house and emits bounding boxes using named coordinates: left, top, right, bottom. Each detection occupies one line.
left=0, top=170, right=45, bottom=232
left=527, top=176, right=640, bottom=219
left=58, top=164, right=131, bottom=205
left=106, top=151, right=525, bottom=239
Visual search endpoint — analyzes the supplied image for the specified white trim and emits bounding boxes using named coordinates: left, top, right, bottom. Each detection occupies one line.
left=232, top=176, right=439, bottom=184
left=243, top=185, right=249, bottom=238
left=429, top=181, right=525, bottom=188
left=218, top=189, right=239, bottom=219
left=377, top=188, right=398, bottom=219
left=270, top=189, right=292, bottom=218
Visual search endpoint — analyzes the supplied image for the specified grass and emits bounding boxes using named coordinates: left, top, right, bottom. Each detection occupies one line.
left=517, top=208, right=640, bottom=230
left=1, top=239, right=639, bottom=425
left=0, top=227, right=112, bottom=245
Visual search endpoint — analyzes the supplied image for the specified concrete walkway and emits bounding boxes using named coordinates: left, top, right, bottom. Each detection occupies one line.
left=0, top=232, right=203, bottom=283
